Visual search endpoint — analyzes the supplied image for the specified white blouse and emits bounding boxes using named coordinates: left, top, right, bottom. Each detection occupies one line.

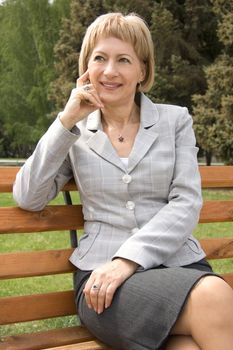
left=120, top=157, right=129, bottom=167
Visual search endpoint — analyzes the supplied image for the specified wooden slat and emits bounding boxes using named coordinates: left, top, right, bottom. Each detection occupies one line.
left=199, top=200, right=233, bottom=223
left=0, top=205, right=84, bottom=234
left=44, top=340, right=114, bottom=350
left=200, top=237, right=233, bottom=260
left=62, top=180, right=77, bottom=191
left=0, top=166, right=18, bottom=192
left=0, top=200, right=232, bottom=236
left=1, top=166, right=233, bottom=192
left=0, top=326, right=95, bottom=350
left=0, top=166, right=77, bottom=192
left=0, top=249, right=75, bottom=279
left=223, top=273, right=233, bottom=288
left=1, top=238, right=232, bottom=281
left=200, top=165, right=233, bottom=188
left=0, top=291, right=76, bottom=325
left=200, top=238, right=233, bottom=259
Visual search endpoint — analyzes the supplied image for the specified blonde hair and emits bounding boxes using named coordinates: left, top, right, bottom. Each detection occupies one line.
left=79, top=12, right=155, bottom=92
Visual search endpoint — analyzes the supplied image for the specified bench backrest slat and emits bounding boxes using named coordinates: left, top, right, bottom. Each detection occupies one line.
left=223, top=273, right=233, bottom=288
left=0, top=238, right=232, bottom=281
left=0, top=249, right=75, bottom=279
left=0, top=202, right=233, bottom=235
left=200, top=238, right=233, bottom=259
left=1, top=166, right=233, bottom=193
left=199, top=166, right=233, bottom=188
left=0, top=290, right=76, bottom=325
left=200, top=200, right=233, bottom=223
left=0, top=205, right=84, bottom=233
left=0, top=167, right=76, bottom=192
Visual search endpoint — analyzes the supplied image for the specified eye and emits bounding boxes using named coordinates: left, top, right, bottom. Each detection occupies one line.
left=119, top=57, right=131, bottom=63
left=93, top=55, right=105, bottom=62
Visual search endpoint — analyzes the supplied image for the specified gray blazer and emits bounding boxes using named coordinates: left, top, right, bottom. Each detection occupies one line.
left=13, top=93, right=205, bottom=271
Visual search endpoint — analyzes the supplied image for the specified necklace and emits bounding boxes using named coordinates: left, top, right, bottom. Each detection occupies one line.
left=102, top=119, right=129, bottom=143
left=102, top=107, right=140, bottom=143
left=118, top=135, right=125, bottom=143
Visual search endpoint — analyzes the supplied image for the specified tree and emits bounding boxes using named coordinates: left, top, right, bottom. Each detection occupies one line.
left=149, top=1, right=220, bottom=109
left=49, top=0, right=105, bottom=114
left=0, top=0, right=69, bottom=157
left=192, top=0, right=233, bottom=164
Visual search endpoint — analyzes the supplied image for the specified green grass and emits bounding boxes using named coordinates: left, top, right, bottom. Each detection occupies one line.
left=0, top=190, right=233, bottom=337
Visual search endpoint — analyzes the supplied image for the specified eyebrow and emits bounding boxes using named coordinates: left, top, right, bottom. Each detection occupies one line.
left=92, top=50, right=134, bottom=59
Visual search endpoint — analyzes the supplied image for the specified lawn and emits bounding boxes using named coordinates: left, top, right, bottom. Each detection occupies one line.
left=0, top=189, right=232, bottom=337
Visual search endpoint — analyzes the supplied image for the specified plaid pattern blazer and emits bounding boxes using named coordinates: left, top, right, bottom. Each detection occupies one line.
left=13, top=93, right=205, bottom=271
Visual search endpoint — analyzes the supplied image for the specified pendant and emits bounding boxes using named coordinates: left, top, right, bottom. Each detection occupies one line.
left=118, top=136, right=124, bottom=142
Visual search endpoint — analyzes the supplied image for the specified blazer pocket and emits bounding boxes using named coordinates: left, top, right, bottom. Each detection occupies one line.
left=186, top=237, right=202, bottom=254
left=78, top=222, right=101, bottom=259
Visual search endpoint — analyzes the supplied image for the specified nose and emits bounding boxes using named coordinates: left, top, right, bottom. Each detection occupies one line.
left=103, top=60, right=119, bottom=77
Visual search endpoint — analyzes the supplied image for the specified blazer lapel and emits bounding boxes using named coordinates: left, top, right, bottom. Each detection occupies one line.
left=128, top=94, right=160, bottom=173
left=85, top=94, right=160, bottom=173
left=86, top=110, right=125, bottom=171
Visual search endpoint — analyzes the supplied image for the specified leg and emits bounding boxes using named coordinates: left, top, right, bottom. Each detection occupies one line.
left=165, top=335, right=200, bottom=350
left=171, top=276, right=233, bottom=350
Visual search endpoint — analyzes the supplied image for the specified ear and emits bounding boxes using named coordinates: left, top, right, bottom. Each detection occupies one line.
left=139, top=62, right=146, bottom=82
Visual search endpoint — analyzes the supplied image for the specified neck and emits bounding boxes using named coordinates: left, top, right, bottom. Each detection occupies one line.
left=101, top=101, right=139, bottom=128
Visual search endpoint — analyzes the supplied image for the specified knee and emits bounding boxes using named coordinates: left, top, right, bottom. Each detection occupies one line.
left=195, top=276, right=233, bottom=304
left=192, top=276, right=233, bottom=324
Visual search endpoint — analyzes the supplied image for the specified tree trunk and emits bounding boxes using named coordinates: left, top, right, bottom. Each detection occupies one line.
left=205, top=151, right=212, bottom=166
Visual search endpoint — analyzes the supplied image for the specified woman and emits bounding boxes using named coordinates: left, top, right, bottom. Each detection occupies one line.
left=13, top=12, right=233, bottom=350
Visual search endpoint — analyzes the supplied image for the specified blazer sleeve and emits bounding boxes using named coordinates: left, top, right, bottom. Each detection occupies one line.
left=13, top=117, right=79, bottom=211
left=113, top=108, right=203, bottom=270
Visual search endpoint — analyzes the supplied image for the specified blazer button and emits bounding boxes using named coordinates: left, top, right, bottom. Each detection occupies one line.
left=126, top=201, right=135, bottom=210
left=122, top=174, right=132, bottom=184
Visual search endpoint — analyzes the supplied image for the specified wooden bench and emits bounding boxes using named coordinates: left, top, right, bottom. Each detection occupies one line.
left=0, top=165, right=233, bottom=350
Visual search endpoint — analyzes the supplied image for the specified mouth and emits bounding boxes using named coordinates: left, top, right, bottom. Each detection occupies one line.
left=100, top=82, right=122, bottom=90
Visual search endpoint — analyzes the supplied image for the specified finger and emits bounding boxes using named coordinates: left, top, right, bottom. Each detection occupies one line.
left=76, top=70, right=90, bottom=87
left=96, top=283, right=110, bottom=314
left=85, top=90, right=104, bottom=108
left=80, top=91, right=103, bottom=108
left=95, top=282, right=117, bottom=313
left=83, top=278, right=95, bottom=309
left=89, top=285, right=100, bottom=313
left=84, top=289, right=93, bottom=310
left=104, top=283, right=117, bottom=309
left=77, top=88, right=103, bottom=108
left=83, top=279, right=101, bottom=311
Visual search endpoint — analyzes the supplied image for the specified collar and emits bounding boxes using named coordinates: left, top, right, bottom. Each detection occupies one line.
left=86, top=93, right=160, bottom=132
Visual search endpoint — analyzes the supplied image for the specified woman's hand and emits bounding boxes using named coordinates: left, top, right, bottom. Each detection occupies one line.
left=83, top=258, right=139, bottom=314
left=60, top=70, right=104, bottom=130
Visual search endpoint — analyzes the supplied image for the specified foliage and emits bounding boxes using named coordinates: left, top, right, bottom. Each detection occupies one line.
left=149, top=0, right=219, bottom=108
left=0, top=0, right=70, bottom=157
left=192, top=0, right=233, bottom=164
left=49, top=0, right=105, bottom=114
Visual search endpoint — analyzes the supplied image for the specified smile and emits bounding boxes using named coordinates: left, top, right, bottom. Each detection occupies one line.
left=100, top=82, right=122, bottom=89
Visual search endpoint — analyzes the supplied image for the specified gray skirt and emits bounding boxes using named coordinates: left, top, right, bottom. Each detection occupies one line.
left=73, top=259, right=216, bottom=350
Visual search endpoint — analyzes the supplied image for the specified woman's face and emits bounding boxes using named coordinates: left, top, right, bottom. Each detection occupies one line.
left=87, top=37, right=145, bottom=106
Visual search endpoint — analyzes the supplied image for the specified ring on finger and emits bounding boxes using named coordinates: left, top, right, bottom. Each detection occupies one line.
left=91, top=284, right=100, bottom=291
left=83, top=85, right=90, bottom=91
